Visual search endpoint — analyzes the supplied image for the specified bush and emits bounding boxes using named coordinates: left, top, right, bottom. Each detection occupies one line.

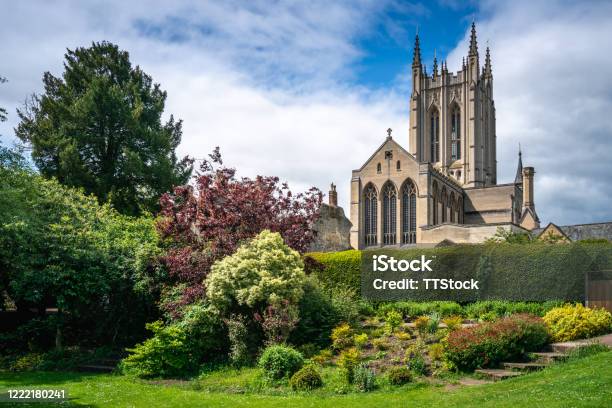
left=405, top=340, right=427, bottom=375
left=377, top=301, right=463, bottom=319
left=543, top=304, right=612, bottom=342
left=311, top=349, right=333, bottom=366
left=414, top=316, right=430, bottom=335
left=353, top=363, right=376, bottom=392
left=337, top=348, right=360, bottom=384
left=442, top=315, right=463, bottom=331
left=289, top=365, right=323, bottom=391
left=427, top=312, right=441, bottom=333
left=387, top=366, right=412, bottom=385
left=428, top=343, right=444, bottom=362
left=258, top=345, right=304, bottom=381
left=372, top=338, right=390, bottom=351
left=122, top=321, right=198, bottom=378
left=354, top=333, right=369, bottom=349
left=328, top=285, right=360, bottom=325
left=444, top=314, right=550, bottom=371
left=331, top=323, right=354, bottom=350
left=206, top=230, right=306, bottom=315
left=290, top=277, right=341, bottom=347
left=385, top=310, right=403, bottom=333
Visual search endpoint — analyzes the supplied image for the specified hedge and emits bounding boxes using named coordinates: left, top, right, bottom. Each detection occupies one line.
left=307, top=242, right=612, bottom=303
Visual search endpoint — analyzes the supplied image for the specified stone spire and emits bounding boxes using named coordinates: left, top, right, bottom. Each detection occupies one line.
left=412, top=33, right=422, bottom=68
left=515, top=145, right=523, bottom=184
left=433, top=49, right=438, bottom=77
left=328, top=183, right=338, bottom=207
left=469, top=21, right=478, bottom=56
left=484, top=46, right=492, bottom=78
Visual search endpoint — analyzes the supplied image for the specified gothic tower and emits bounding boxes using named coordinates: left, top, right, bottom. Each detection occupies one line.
left=409, top=23, right=497, bottom=187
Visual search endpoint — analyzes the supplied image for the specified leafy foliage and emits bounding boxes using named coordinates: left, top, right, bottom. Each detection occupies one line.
left=337, top=348, right=360, bottom=384
left=159, top=149, right=321, bottom=311
left=543, top=304, right=612, bottom=342
left=384, top=311, right=402, bottom=333
left=0, top=161, right=160, bottom=348
left=331, top=323, right=353, bottom=350
left=387, top=366, right=412, bottom=385
left=444, top=314, right=550, bottom=371
left=16, top=42, right=192, bottom=216
left=353, top=363, right=376, bottom=392
left=289, top=365, right=323, bottom=391
left=254, top=300, right=299, bottom=346
left=206, top=230, right=306, bottom=316
left=258, top=345, right=304, bottom=381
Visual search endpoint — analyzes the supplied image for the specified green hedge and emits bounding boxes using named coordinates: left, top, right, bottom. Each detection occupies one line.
left=307, top=242, right=612, bottom=303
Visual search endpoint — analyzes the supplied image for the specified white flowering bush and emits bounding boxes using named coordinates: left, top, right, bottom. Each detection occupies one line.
left=206, top=230, right=305, bottom=314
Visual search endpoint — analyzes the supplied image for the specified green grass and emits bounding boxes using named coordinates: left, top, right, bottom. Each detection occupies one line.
left=0, top=352, right=611, bottom=407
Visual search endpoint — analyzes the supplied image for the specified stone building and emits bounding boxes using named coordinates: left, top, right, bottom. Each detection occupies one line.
left=349, top=24, right=540, bottom=248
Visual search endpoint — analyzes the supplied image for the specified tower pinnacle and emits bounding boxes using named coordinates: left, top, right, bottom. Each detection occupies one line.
left=469, top=22, right=478, bottom=56
left=484, top=46, right=492, bottom=78
left=412, top=33, right=422, bottom=67
left=433, top=49, right=438, bottom=77
left=515, top=145, right=523, bottom=184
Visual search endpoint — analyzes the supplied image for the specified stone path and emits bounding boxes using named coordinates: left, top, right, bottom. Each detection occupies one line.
left=474, top=333, right=612, bottom=381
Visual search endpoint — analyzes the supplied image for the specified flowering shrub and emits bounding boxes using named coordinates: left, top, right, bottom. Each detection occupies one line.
left=354, top=333, right=369, bottom=349
left=387, top=366, right=412, bottom=385
left=444, top=314, right=549, bottom=371
left=331, top=323, right=354, bottom=350
left=414, top=316, right=430, bottom=335
left=442, top=315, right=463, bottom=331
left=543, top=304, right=612, bottom=342
left=385, top=310, right=403, bottom=333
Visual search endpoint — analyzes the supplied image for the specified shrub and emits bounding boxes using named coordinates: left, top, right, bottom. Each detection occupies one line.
left=331, top=323, right=354, bottom=350
left=385, top=310, right=403, bottom=333
left=225, top=315, right=251, bottom=367
left=442, top=315, right=463, bottom=331
left=543, top=304, right=612, bottom=342
left=290, top=277, right=341, bottom=348
left=328, top=285, right=360, bottom=325
left=258, top=345, right=304, bottom=381
left=428, top=343, right=444, bottom=362
left=297, top=343, right=319, bottom=359
left=372, top=338, right=390, bottom=351
left=444, top=314, right=550, bottom=371
left=206, top=230, right=306, bottom=315
left=354, top=333, right=369, bottom=349
left=396, top=331, right=412, bottom=341
left=254, top=300, right=299, bottom=345
left=9, top=353, right=44, bottom=372
left=290, top=365, right=323, bottom=391
left=377, top=301, right=463, bottom=319
left=387, top=366, right=412, bottom=385
left=427, top=312, right=441, bottom=333
left=353, top=363, right=376, bottom=392
left=337, top=348, right=360, bottom=384
left=311, top=349, right=333, bottom=366
left=122, top=321, right=196, bottom=378
left=405, top=340, right=427, bottom=375
left=414, top=316, right=430, bottom=335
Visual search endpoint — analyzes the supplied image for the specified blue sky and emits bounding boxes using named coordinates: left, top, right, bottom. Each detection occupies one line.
left=1, top=0, right=612, bottom=226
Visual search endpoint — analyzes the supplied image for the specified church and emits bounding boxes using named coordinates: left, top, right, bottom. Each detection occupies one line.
left=349, top=24, right=540, bottom=248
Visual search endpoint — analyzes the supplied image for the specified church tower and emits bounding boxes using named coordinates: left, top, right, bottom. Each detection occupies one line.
left=409, top=23, right=497, bottom=187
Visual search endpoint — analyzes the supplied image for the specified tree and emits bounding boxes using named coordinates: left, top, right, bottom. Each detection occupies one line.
left=157, top=148, right=322, bottom=314
left=15, top=42, right=193, bottom=216
left=0, top=159, right=161, bottom=349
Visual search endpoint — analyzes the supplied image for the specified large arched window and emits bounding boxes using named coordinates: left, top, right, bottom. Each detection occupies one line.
left=401, top=180, right=417, bottom=244
left=364, top=184, right=378, bottom=246
left=451, top=106, right=461, bottom=160
left=430, top=109, right=440, bottom=162
left=441, top=187, right=448, bottom=223
left=432, top=181, right=438, bottom=225
left=382, top=183, right=397, bottom=245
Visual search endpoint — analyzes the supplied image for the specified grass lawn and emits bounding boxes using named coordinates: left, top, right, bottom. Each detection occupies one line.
left=0, top=352, right=610, bottom=408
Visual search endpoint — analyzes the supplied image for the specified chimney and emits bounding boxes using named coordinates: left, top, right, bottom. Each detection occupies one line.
left=522, top=167, right=535, bottom=211
left=329, top=183, right=337, bottom=207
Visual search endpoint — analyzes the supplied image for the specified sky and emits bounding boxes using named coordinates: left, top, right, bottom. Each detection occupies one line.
left=1, top=0, right=612, bottom=226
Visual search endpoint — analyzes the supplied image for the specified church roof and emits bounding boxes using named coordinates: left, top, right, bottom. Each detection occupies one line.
left=532, top=221, right=612, bottom=242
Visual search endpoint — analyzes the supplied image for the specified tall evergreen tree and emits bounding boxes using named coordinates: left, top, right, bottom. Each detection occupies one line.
left=0, top=76, right=7, bottom=123
left=16, top=42, right=193, bottom=215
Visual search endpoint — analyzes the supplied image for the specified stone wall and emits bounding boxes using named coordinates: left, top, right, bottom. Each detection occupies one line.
left=309, top=203, right=352, bottom=252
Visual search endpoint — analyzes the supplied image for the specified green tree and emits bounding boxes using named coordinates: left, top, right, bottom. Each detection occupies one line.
left=0, top=157, right=162, bottom=349
left=15, top=42, right=192, bottom=215
left=0, top=76, right=7, bottom=122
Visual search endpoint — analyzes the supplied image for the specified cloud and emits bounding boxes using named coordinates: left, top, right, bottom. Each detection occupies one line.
left=1, top=0, right=612, bottom=227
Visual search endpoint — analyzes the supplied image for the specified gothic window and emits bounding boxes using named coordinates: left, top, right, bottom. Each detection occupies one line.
left=402, top=180, right=417, bottom=244
left=441, top=187, right=448, bottom=223
left=382, top=183, right=397, bottom=245
left=377, top=163, right=382, bottom=174
left=451, top=106, right=461, bottom=160
left=396, top=160, right=401, bottom=171
left=364, top=184, right=378, bottom=246
left=432, top=181, right=438, bottom=225
left=430, top=109, right=440, bottom=162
